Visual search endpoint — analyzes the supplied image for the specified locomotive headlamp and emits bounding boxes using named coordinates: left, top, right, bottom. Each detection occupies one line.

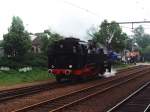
left=69, top=65, right=72, bottom=68
left=51, top=65, right=55, bottom=68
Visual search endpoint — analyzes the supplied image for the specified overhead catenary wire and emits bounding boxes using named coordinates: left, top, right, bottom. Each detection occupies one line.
left=121, top=26, right=133, bottom=29
left=60, top=0, right=101, bottom=19
left=59, top=0, right=150, bottom=33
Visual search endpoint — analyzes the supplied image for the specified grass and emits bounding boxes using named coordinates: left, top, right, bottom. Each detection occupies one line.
left=113, top=63, right=129, bottom=69
left=0, top=68, right=54, bottom=86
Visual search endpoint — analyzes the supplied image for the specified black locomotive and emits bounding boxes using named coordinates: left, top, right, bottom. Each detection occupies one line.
left=48, top=37, right=109, bottom=82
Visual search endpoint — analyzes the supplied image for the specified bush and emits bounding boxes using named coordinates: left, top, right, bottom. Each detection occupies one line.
left=0, top=53, right=48, bottom=69
left=0, top=57, right=21, bottom=69
left=23, top=53, right=48, bottom=68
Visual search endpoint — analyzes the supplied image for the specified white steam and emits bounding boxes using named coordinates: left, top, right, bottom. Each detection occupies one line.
left=103, top=69, right=117, bottom=78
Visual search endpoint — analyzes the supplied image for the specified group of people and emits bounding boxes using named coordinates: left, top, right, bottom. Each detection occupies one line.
left=122, top=51, right=139, bottom=64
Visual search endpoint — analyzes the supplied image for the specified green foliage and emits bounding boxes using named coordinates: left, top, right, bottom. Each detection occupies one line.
left=142, top=45, right=150, bottom=61
left=143, top=45, right=150, bottom=53
left=133, top=26, right=150, bottom=49
left=124, top=38, right=133, bottom=51
left=133, top=25, right=144, bottom=38
left=9, top=16, right=25, bottom=33
left=35, top=30, right=63, bottom=54
left=3, top=16, right=31, bottom=59
left=23, top=53, right=48, bottom=67
left=91, top=20, right=128, bottom=52
left=0, top=57, right=22, bottom=69
left=44, top=29, right=63, bottom=44
left=133, top=25, right=150, bottom=61
left=0, top=53, right=48, bottom=69
left=34, top=33, right=49, bottom=54
left=0, top=40, right=3, bottom=47
left=1, top=20, right=63, bottom=68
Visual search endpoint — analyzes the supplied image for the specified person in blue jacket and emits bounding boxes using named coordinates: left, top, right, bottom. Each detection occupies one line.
left=107, top=50, right=116, bottom=72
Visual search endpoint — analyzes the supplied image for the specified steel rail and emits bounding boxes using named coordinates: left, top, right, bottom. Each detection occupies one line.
left=0, top=82, right=67, bottom=102
left=107, top=81, right=150, bottom=112
left=49, top=69, right=150, bottom=112
left=144, top=104, right=150, bottom=112
left=116, top=65, right=143, bottom=73
left=0, top=65, right=143, bottom=102
left=11, top=66, right=150, bottom=112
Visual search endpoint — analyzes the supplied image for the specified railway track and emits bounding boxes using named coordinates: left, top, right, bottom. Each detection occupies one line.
left=116, top=65, right=143, bottom=73
left=11, top=65, right=150, bottom=112
left=107, top=81, right=150, bottom=112
left=0, top=65, right=144, bottom=103
left=0, top=82, right=67, bottom=102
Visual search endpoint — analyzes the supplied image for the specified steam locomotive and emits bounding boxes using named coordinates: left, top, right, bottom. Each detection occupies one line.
left=48, top=38, right=110, bottom=82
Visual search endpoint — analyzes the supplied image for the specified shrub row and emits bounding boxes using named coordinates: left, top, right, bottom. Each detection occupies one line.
left=0, top=53, right=48, bottom=69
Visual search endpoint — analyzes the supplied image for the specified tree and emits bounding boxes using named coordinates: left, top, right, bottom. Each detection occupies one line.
left=133, top=25, right=150, bottom=49
left=35, top=30, right=63, bottom=54
left=142, top=45, right=150, bottom=61
left=90, top=20, right=128, bottom=52
left=124, top=38, right=133, bottom=51
left=132, top=25, right=150, bottom=61
left=3, top=16, right=31, bottom=59
left=44, top=30, right=63, bottom=44
left=0, top=40, right=3, bottom=47
left=34, top=32, right=49, bottom=54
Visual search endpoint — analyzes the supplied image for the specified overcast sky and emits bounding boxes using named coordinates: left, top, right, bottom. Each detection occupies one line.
left=0, top=0, right=150, bottom=40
